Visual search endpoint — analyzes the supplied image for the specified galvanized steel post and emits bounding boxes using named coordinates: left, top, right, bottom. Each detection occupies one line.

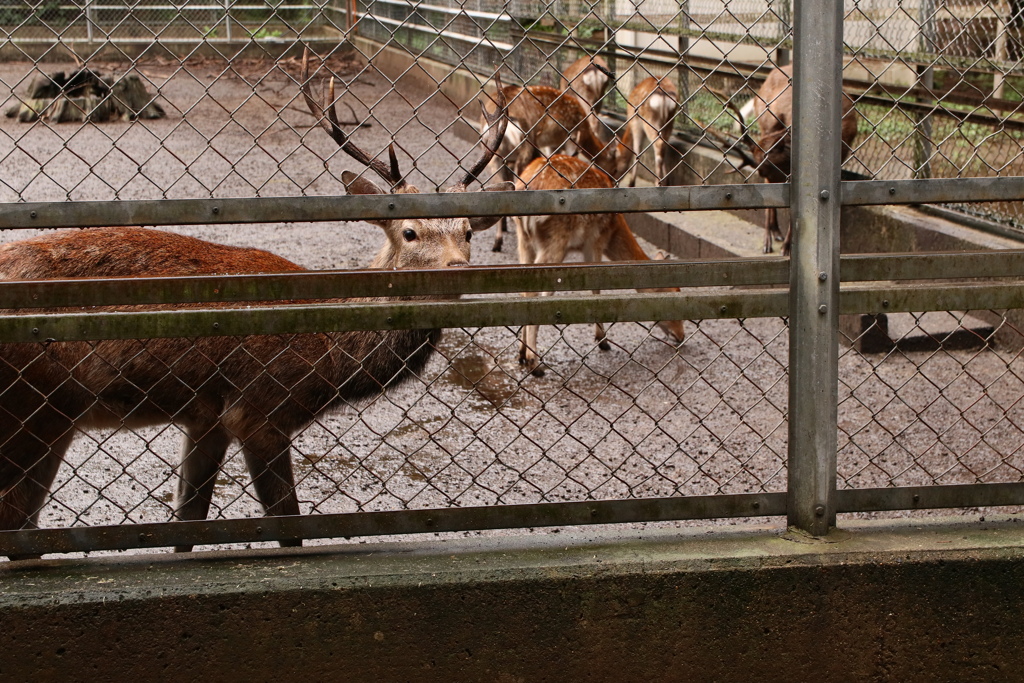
left=787, top=0, right=842, bottom=535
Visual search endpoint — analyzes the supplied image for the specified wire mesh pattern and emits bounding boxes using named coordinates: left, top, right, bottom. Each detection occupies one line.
left=0, top=0, right=1021, bottom=555
left=839, top=310, right=1024, bottom=491
left=21, top=320, right=787, bottom=529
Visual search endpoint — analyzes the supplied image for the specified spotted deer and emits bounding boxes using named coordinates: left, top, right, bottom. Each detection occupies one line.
left=624, top=76, right=679, bottom=188
left=0, top=50, right=511, bottom=557
left=484, top=84, right=612, bottom=251
left=513, top=154, right=686, bottom=376
left=560, top=55, right=612, bottom=116
left=743, top=63, right=858, bottom=254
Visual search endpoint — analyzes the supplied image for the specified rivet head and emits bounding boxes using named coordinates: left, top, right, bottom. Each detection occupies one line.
left=725, top=192, right=732, bottom=200
left=889, top=187, right=896, bottom=195
left=818, top=304, right=827, bottom=314
left=388, top=202, right=395, bottom=210
left=212, top=206, right=219, bottom=214
left=559, top=197, right=565, bottom=204
left=720, top=305, right=727, bottom=314
left=31, top=327, right=38, bottom=335
left=882, top=299, right=890, bottom=308
left=820, top=190, right=830, bottom=200
left=29, top=211, right=37, bottom=219
left=815, top=505, right=826, bottom=517
left=818, top=271, right=827, bottom=281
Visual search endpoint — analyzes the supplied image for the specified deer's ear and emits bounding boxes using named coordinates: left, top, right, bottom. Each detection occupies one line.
left=343, top=171, right=386, bottom=196
left=653, top=250, right=669, bottom=261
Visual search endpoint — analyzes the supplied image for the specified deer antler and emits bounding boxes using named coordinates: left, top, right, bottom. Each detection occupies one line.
left=300, top=47, right=405, bottom=190
left=699, top=87, right=762, bottom=170
left=456, top=74, right=508, bottom=188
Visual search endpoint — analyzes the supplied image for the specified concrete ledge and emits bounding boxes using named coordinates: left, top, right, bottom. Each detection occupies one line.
left=3, top=518, right=1024, bottom=681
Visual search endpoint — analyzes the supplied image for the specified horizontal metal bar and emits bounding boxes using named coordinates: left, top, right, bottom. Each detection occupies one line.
left=2, top=276, right=1019, bottom=344
left=366, top=0, right=509, bottom=22
left=0, top=258, right=790, bottom=309
left=0, top=492, right=786, bottom=556
left=9, top=249, right=1022, bottom=313
left=843, top=177, right=1024, bottom=206
left=3, top=178, right=1020, bottom=233
left=0, top=184, right=788, bottom=230
left=3, top=266, right=1018, bottom=343
left=363, top=13, right=515, bottom=50
left=840, top=281, right=1024, bottom=316
left=841, top=250, right=1024, bottom=282
left=0, top=289, right=789, bottom=343
left=837, top=483, right=1024, bottom=512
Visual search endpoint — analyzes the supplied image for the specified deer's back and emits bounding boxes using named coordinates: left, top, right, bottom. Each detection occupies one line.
left=0, top=226, right=305, bottom=280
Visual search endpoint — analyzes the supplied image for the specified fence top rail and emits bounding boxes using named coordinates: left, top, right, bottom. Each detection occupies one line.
left=3, top=178, right=1023, bottom=231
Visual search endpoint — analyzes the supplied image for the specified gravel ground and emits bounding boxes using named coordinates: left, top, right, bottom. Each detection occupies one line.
left=0, top=57, right=1020, bottom=556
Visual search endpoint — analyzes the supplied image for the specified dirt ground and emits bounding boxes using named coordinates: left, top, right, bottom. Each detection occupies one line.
left=0, top=56, right=1020, bottom=555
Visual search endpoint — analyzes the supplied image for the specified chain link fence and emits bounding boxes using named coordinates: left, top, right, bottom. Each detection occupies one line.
left=0, top=0, right=1022, bottom=557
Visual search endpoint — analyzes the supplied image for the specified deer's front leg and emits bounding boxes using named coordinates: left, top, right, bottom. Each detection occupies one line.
left=241, top=424, right=301, bottom=548
left=173, top=422, right=233, bottom=552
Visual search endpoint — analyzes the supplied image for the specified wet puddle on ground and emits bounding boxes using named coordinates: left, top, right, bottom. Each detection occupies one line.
left=438, top=343, right=524, bottom=411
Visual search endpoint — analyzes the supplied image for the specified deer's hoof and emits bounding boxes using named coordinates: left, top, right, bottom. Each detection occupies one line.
left=492, top=240, right=504, bottom=253
left=519, top=353, right=544, bottom=376
left=598, top=339, right=611, bottom=351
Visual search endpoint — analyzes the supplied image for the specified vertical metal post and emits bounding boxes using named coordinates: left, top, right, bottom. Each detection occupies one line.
left=676, top=0, right=690, bottom=118
left=224, top=0, right=232, bottom=42
left=776, top=0, right=791, bottom=66
left=914, top=0, right=935, bottom=179
left=85, top=0, right=95, bottom=43
left=787, top=0, right=841, bottom=536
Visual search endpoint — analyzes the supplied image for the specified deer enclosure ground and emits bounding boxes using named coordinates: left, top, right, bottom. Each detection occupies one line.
left=0, top=60, right=1018, bottom=555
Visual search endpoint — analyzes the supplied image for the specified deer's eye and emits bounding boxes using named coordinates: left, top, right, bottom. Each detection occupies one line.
left=465, top=230, right=473, bottom=242
left=402, top=229, right=417, bottom=242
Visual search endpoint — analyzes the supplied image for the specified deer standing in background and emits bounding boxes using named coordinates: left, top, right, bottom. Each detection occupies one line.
left=744, top=64, right=858, bottom=254
left=513, top=154, right=686, bottom=376
left=484, top=84, right=611, bottom=251
left=0, top=50, right=510, bottom=557
left=560, top=55, right=612, bottom=116
left=624, top=76, right=679, bottom=188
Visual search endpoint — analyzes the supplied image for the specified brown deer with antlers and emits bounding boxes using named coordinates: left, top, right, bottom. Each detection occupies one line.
left=514, top=154, right=686, bottom=376
left=623, top=76, right=679, bottom=188
left=0, top=50, right=511, bottom=557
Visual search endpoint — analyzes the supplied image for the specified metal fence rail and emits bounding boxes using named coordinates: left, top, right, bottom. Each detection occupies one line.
left=0, top=0, right=1022, bottom=558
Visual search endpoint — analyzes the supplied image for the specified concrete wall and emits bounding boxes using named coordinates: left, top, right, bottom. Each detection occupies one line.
left=3, top=518, right=1024, bottom=681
